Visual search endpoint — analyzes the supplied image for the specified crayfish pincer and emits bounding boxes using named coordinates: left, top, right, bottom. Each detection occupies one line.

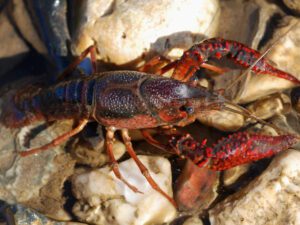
left=0, top=70, right=226, bottom=208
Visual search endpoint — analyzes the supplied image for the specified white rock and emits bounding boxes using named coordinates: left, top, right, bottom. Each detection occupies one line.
left=282, top=0, right=300, bottom=14
left=72, top=0, right=219, bottom=65
left=246, top=93, right=291, bottom=120
left=197, top=108, right=244, bottom=132
left=72, top=156, right=177, bottom=225
left=209, top=150, right=300, bottom=225
left=183, top=216, right=203, bottom=225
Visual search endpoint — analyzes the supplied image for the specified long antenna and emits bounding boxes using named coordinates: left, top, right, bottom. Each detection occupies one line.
left=222, top=96, right=288, bottom=134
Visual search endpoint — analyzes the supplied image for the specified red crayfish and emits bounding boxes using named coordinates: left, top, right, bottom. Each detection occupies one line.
left=0, top=38, right=299, bottom=208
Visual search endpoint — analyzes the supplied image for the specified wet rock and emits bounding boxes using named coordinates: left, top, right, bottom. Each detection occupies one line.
left=72, top=0, right=220, bottom=66
left=0, top=120, right=76, bottom=220
left=72, top=156, right=177, bottom=225
left=209, top=150, right=300, bottom=225
left=175, top=160, right=219, bottom=212
left=247, top=93, right=291, bottom=120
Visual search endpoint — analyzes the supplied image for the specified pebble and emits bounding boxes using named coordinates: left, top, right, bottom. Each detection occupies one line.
left=1, top=203, right=86, bottom=225
left=197, top=108, right=245, bottom=132
left=247, top=93, right=291, bottom=120
left=72, top=155, right=177, bottom=225
left=183, top=216, right=203, bottom=225
left=282, top=0, right=300, bottom=14
left=72, top=0, right=220, bottom=66
left=0, top=119, right=76, bottom=221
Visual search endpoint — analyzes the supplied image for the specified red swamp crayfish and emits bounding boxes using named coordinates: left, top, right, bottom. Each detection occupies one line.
left=0, top=38, right=299, bottom=208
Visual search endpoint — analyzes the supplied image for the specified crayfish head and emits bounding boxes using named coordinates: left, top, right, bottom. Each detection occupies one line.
left=173, top=90, right=226, bottom=127
left=141, top=76, right=225, bottom=126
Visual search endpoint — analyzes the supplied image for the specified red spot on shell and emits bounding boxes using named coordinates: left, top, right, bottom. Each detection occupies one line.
left=215, top=52, right=222, bottom=59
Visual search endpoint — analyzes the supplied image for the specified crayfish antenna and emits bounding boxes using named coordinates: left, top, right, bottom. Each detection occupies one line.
left=223, top=102, right=283, bottom=134
left=224, top=101, right=300, bottom=141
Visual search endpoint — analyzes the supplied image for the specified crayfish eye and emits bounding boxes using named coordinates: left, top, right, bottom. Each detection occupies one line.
left=180, top=105, right=194, bottom=115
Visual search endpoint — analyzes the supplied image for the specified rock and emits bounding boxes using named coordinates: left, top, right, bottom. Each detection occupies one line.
left=247, top=93, right=291, bottom=120
left=270, top=112, right=300, bottom=149
left=209, top=150, right=300, bottom=225
left=0, top=13, right=29, bottom=76
left=282, top=0, right=300, bottom=14
left=71, top=137, right=126, bottom=168
left=235, top=17, right=300, bottom=103
left=0, top=119, right=76, bottom=220
left=291, top=87, right=300, bottom=113
left=197, top=108, right=245, bottom=132
left=72, top=0, right=220, bottom=66
left=217, top=0, right=277, bottom=47
left=11, top=0, right=47, bottom=55
left=175, top=160, right=219, bottom=212
left=183, top=216, right=203, bottom=225
left=265, top=17, right=300, bottom=76
left=213, top=2, right=299, bottom=105
left=72, top=156, right=177, bottom=225
left=2, top=202, right=86, bottom=225
left=223, top=164, right=250, bottom=187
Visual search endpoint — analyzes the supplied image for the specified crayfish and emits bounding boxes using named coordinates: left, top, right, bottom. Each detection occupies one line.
left=0, top=38, right=299, bottom=208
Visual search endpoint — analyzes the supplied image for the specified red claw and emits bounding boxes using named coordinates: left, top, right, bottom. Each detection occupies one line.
left=162, top=38, right=300, bottom=84
left=169, top=132, right=298, bottom=171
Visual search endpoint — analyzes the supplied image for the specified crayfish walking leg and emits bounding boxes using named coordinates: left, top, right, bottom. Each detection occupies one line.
left=121, top=129, right=177, bottom=207
left=19, top=119, right=89, bottom=157
left=58, top=45, right=97, bottom=81
left=106, top=127, right=143, bottom=194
